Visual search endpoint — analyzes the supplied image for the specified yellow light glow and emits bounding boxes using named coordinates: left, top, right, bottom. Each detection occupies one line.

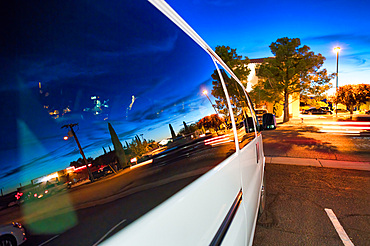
left=202, top=90, right=208, bottom=95
left=130, top=159, right=153, bottom=170
left=40, top=172, right=59, bottom=182
left=333, top=47, right=341, bottom=53
left=63, top=136, right=69, bottom=140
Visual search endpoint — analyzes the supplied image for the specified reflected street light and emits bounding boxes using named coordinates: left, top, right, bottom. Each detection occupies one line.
left=62, top=123, right=94, bottom=182
left=202, top=90, right=219, bottom=115
left=334, top=47, right=340, bottom=117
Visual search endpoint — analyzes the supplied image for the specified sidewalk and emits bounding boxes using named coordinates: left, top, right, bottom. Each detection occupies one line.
left=266, top=156, right=370, bottom=171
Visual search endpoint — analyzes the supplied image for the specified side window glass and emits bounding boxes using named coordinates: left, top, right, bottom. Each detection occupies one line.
left=214, top=69, right=256, bottom=149
left=1, top=1, right=237, bottom=238
left=247, top=93, right=261, bottom=132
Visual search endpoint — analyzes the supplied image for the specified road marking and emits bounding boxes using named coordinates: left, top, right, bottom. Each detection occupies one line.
left=324, top=208, right=354, bottom=246
left=38, top=235, right=60, bottom=246
left=93, top=219, right=127, bottom=246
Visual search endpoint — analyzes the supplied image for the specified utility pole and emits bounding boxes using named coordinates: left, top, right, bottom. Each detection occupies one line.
left=334, top=47, right=340, bottom=117
left=62, top=123, right=94, bottom=182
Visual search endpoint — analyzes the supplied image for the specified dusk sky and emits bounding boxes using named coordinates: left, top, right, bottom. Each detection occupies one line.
left=167, top=0, right=370, bottom=93
left=1, top=0, right=369, bottom=194
left=1, top=0, right=218, bottom=193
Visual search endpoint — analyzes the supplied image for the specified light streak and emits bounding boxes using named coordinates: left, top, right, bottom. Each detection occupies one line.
left=130, top=159, right=153, bottom=170
left=322, top=126, right=370, bottom=130
left=204, top=135, right=232, bottom=146
left=322, top=121, right=370, bottom=126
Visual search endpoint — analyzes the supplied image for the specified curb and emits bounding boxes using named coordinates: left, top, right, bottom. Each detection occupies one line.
left=266, top=156, right=370, bottom=171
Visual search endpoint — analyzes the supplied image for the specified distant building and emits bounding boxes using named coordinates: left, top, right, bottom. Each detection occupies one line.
left=247, top=58, right=300, bottom=118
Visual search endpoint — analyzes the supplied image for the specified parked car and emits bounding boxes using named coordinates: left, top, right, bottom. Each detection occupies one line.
left=255, top=109, right=268, bottom=125
left=1, top=0, right=274, bottom=245
left=303, top=107, right=332, bottom=115
left=335, top=108, right=349, bottom=113
left=319, top=106, right=332, bottom=113
left=0, top=222, right=27, bottom=245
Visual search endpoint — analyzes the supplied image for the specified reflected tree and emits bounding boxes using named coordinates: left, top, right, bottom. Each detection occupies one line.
left=211, top=69, right=250, bottom=123
left=197, top=114, right=223, bottom=131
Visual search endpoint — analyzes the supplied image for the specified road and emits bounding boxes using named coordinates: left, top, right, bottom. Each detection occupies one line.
left=253, top=164, right=370, bottom=246
left=262, top=116, right=370, bottom=162
left=253, top=115, right=370, bottom=245
left=3, top=116, right=369, bottom=245
left=4, top=136, right=235, bottom=246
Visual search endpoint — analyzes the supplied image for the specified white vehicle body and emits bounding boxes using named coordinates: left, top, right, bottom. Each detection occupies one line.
left=103, top=1, right=266, bottom=245
left=1, top=0, right=273, bottom=245
left=0, top=223, right=27, bottom=245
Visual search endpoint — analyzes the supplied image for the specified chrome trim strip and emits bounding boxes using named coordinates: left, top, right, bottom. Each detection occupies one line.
left=210, top=189, right=243, bottom=246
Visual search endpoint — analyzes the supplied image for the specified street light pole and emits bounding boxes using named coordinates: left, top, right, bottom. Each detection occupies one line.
left=62, top=123, right=94, bottom=182
left=202, top=90, right=219, bottom=115
left=334, top=47, right=340, bottom=117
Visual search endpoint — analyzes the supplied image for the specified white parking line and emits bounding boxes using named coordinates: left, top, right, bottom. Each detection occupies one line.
left=38, top=235, right=60, bottom=246
left=93, top=219, right=127, bottom=246
left=325, top=208, right=354, bottom=246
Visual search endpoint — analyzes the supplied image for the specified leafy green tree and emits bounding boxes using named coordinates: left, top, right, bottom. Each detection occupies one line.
left=214, top=46, right=250, bottom=82
left=300, top=94, right=329, bottom=108
left=249, top=81, right=282, bottom=107
left=178, top=123, right=198, bottom=135
left=147, top=139, right=159, bottom=150
left=211, top=69, right=250, bottom=124
left=210, top=46, right=250, bottom=122
left=336, top=84, right=370, bottom=114
left=197, top=114, right=223, bottom=130
left=129, top=136, right=149, bottom=157
left=256, top=37, right=334, bottom=122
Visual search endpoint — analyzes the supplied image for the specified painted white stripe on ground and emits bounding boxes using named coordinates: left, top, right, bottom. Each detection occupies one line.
left=325, top=208, right=354, bottom=246
left=38, top=235, right=60, bottom=246
left=93, top=219, right=127, bottom=246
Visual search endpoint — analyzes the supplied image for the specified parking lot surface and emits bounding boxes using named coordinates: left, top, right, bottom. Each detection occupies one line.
left=253, top=164, right=370, bottom=246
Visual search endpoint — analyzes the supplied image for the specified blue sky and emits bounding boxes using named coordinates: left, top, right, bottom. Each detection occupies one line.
left=167, top=0, right=370, bottom=92
left=1, top=0, right=369, bottom=194
left=1, top=0, right=218, bottom=193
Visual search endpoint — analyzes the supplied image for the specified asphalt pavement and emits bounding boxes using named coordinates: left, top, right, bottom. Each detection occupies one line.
left=262, top=114, right=370, bottom=171
left=254, top=115, right=370, bottom=245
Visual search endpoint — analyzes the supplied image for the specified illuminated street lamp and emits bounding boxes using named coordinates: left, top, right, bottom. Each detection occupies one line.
left=202, top=90, right=218, bottom=115
left=334, top=47, right=340, bottom=116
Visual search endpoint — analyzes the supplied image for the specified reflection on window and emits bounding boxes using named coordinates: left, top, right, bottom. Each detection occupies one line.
left=212, top=69, right=256, bottom=149
left=0, top=0, right=237, bottom=239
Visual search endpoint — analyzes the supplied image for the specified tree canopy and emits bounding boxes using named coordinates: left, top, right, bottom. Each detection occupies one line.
left=211, top=46, right=250, bottom=122
left=255, top=37, right=334, bottom=122
left=214, top=45, right=250, bottom=82
left=336, top=84, right=370, bottom=114
left=197, top=114, right=223, bottom=130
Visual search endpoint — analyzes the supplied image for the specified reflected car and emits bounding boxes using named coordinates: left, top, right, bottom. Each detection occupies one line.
left=1, top=0, right=271, bottom=245
left=42, top=182, right=68, bottom=196
left=0, top=222, right=27, bottom=246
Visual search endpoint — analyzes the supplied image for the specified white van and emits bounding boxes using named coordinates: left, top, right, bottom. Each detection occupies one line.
left=1, top=0, right=275, bottom=245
